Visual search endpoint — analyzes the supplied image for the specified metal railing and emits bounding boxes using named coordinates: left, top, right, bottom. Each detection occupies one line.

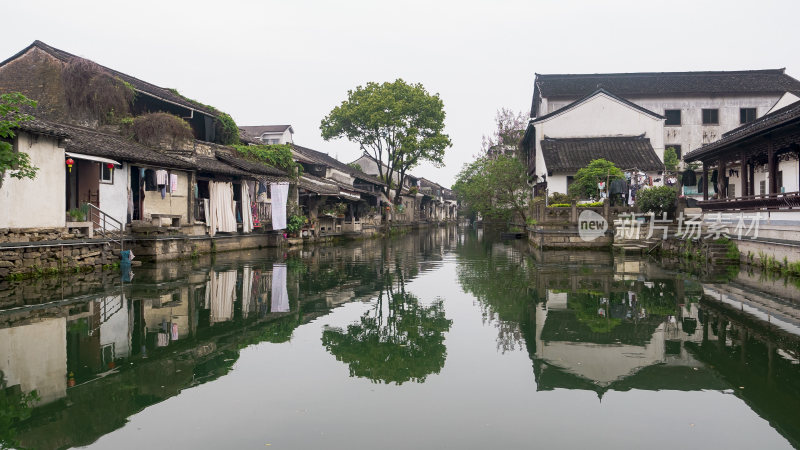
left=86, top=203, right=125, bottom=253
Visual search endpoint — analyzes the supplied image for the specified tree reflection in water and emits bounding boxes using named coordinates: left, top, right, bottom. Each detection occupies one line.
left=322, top=263, right=452, bottom=385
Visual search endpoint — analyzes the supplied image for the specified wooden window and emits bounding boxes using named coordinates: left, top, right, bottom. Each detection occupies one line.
left=740, top=108, right=757, bottom=124
left=759, top=180, right=766, bottom=195
left=100, top=164, right=114, bottom=184
left=664, top=110, right=681, bottom=126
left=702, top=109, right=719, bottom=125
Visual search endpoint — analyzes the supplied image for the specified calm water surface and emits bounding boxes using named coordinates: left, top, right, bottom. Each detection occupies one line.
left=1, top=227, right=800, bottom=449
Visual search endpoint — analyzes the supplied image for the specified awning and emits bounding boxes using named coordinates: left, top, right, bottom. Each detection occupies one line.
left=338, top=189, right=361, bottom=201
left=65, top=151, right=121, bottom=166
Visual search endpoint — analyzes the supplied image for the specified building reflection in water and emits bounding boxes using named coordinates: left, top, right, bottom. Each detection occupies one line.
left=1, top=226, right=799, bottom=448
left=0, top=228, right=458, bottom=449
left=457, top=232, right=800, bottom=446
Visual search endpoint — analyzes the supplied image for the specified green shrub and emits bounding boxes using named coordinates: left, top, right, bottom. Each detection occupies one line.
left=548, top=192, right=573, bottom=204
left=547, top=203, right=571, bottom=208
left=286, top=215, right=307, bottom=233
left=637, top=186, right=677, bottom=216
left=132, top=112, right=194, bottom=147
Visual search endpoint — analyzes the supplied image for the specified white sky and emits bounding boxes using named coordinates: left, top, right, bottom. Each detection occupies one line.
left=4, top=0, right=800, bottom=187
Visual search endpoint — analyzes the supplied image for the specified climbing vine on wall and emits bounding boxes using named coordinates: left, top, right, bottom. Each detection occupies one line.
left=232, top=144, right=302, bottom=177
left=61, top=57, right=134, bottom=123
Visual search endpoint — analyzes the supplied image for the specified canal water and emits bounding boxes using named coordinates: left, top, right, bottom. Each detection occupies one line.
left=1, top=227, right=799, bottom=449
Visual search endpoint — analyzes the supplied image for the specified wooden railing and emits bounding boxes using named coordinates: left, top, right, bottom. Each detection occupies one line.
left=255, top=202, right=272, bottom=227
left=699, top=191, right=800, bottom=211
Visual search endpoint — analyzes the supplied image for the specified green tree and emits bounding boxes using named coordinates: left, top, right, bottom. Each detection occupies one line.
left=637, top=185, right=678, bottom=216
left=664, top=147, right=679, bottom=174
left=0, top=93, right=39, bottom=189
left=568, top=159, right=624, bottom=200
left=320, top=79, right=452, bottom=203
left=452, top=155, right=529, bottom=223
left=321, top=266, right=452, bottom=384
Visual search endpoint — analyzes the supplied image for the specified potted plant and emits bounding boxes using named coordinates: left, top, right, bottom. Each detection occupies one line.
left=334, top=202, right=347, bottom=218
left=67, top=203, right=89, bottom=222
left=286, top=214, right=307, bottom=237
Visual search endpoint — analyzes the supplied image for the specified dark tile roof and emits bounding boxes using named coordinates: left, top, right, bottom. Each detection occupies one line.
left=215, top=149, right=289, bottom=179
left=2, top=41, right=218, bottom=117
left=19, top=118, right=196, bottom=169
left=685, top=101, right=800, bottom=161
left=541, top=136, right=663, bottom=172
left=191, top=155, right=249, bottom=176
left=240, top=125, right=293, bottom=137
left=15, top=118, right=69, bottom=139
left=238, top=129, right=262, bottom=145
left=532, top=88, right=663, bottom=123
left=298, top=173, right=339, bottom=195
left=291, top=144, right=386, bottom=186
left=531, top=69, right=800, bottom=116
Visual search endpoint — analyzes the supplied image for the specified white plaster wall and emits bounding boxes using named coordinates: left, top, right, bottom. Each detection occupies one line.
left=0, top=133, right=65, bottom=229
left=142, top=170, right=189, bottom=221
left=534, top=93, right=664, bottom=186
left=779, top=159, right=799, bottom=193
left=746, top=161, right=798, bottom=195
left=99, top=295, right=131, bottom=359
left=327, top=168, right=354, bottom=186
left=99, top=163, right=128, bottom=228
left=767, top=92, right=800, bottom=114
left=0, top=318, right=67, bottom=405
left=547, top=174, right=568, bottom=194
left=547, top=94, right=781, bottom=155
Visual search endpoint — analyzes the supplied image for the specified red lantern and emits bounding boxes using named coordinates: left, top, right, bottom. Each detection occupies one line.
left=106, top=162, right=114, bottom=173
left=65, top=157, right=74, bottom=173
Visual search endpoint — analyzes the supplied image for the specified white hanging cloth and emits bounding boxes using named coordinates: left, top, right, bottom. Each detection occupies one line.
left=209, top=269, right=236, bottom=323
left=209, top=181, right=237, bottom=236
left=271, top=263, right=289, bottom=312
left=271, top=182, right=290, bottom=230
left=242, top=182, right=253, bottom=233
left=241, top=265, right=254, bottom=318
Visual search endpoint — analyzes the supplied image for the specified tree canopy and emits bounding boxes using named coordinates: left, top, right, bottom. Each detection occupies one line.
left=320, top=79, right=451, bottom=203
left=0, top=93, right=39, bottom=189
left=568, top=159, right=624, bottom=200
left=482, top=108, right=528, bottom=157
left=452, top=155, right=529, bottom=222
left=664, top=147, right=679, bottom=174
left=322, top=288, right=452, bottom=385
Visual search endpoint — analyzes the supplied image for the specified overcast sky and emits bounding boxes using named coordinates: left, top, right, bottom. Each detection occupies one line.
left=4, top=0, right=800, bottom=186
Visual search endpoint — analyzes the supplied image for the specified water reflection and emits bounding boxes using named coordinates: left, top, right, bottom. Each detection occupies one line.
left=1, top=227, right=800, bottom=449
left=457, top=231, right=800, bottom=447
left=322, top=267, right=452, bottom=384
left=0, top=227, right=459, bottom=449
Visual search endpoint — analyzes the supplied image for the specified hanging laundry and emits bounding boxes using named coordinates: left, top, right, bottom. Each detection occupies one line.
left=156, top=170, right=168, bottom=185
left=160, top=185, right=166, bottom=199
left=682, top=169, right=697, bottom=186
left=170, top=174, right=178, bottom=193
left=270, top=182, right=290, bottom=230
left=157, top=332, right=169, bottom=347
left=271, top=263, right=289, bottom=312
